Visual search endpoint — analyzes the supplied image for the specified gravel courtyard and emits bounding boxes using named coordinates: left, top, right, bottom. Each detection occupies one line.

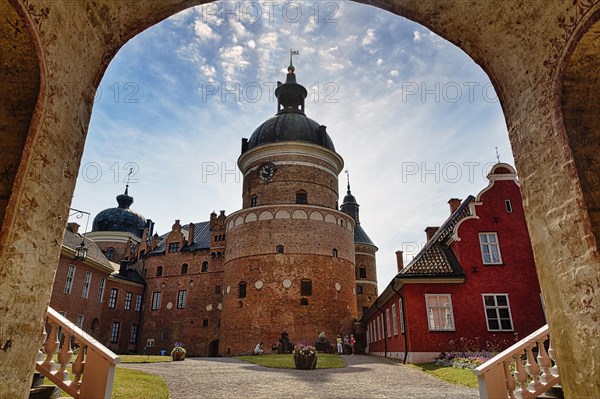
left=120, top=355, right=479, bottom=399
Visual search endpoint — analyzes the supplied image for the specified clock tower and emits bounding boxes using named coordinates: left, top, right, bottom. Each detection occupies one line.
left=220, top=60, right=358, bottom=355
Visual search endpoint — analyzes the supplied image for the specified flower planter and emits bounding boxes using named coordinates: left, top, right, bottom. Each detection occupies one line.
left=172, top=351, right=186, bottom=361
left=294, top=353, right=317, bottom=370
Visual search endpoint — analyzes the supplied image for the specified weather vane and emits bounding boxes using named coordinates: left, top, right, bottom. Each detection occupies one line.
left=290, top=49, right=300, bottom=67
left=495, top=147, right=501, bottom=163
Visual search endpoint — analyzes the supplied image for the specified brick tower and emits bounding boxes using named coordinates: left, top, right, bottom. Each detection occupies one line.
left=219, top=59, right=357, bottom=355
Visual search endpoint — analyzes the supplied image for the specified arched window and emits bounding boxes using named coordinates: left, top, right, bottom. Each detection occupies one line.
left=156, top=266, right=163, bottom=277
left=276, top=245, right=284, bottom=254
left=106, top=247, right=115, bottom=260
left=251, top=195, right=258, bottom=207
left=238, top=282, right=247, bottom=298
left=201, top=261, right=208, bottom=272
left=357, top=285, right=364, bottom=294
left=301, top=279, right=312, bottom=296
left=332, top=248, right=338, bottom=257
left=181, top=263, right=188, bottom=274
left=296, top=190, right=307, bottom=204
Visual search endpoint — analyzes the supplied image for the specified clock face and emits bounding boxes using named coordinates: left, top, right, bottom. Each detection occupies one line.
left=258, top=163, right=276, bottom=182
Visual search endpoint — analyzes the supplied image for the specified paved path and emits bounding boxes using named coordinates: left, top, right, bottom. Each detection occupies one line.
left=120, top=355, right=478, bottom=399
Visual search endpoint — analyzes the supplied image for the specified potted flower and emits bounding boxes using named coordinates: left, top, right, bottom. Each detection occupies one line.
left=293, top=343, right=317, bottom=370
left=171, top=342, right=186, bottom=361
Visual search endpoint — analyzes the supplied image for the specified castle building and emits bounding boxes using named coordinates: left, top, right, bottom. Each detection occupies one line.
left=53, top=61, right=379, bottom=356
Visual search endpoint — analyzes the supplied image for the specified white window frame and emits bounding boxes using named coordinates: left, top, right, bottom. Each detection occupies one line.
left=378, top=315, right=383, bottom=341
left=425, top=294, right=455, bottom=331
left=108, top=288, right=118, bottom=309
left=97, top=277, right=106, bottom=303
left=399, top=298, right=405, bottom=333
left=124, top=291, right=132, bottom=311
left=479, top=232, right=503, bottom=264
left=135, top=294, right=143, bottom=312
left=76, top=314, right=84, bottom=328
left=386, top=308, right=391, bottom=337
left=482, top=294, right=514, bottom=332
left=82, top=271, right=92, bottom=299
left=177, top=290, right=187, bottom=309
left=64, top=265, right=76, bottom=294
left=110, top=322, right=120, bottom=343
left=392, top=303, right=398, bottom=336
left=130, top=324, right=139, bottom=344
left=151, top=292, right=161, bottom=310
left=146, top=339, right=155, bottom=347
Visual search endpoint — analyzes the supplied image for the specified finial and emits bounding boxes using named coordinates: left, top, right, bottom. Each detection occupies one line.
left=124, top=167, right=133, bottom=195
left=289, top=49, right=299, bottom=73
left=495, top=147, right=501, bottom=163
left=345, top=170, right=351, bottom=193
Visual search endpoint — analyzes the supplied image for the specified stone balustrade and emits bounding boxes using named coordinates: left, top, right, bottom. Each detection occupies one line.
left=473, top=324, right=560, bottom=399
left=36, top=307, right=120, bottom=399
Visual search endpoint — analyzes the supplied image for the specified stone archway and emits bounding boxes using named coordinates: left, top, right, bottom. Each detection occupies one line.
left=1, top=1, right=599, bottom=398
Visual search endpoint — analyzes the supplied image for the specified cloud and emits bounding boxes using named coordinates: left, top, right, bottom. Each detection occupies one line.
left=193, top=20, right=220, bottom=42
left=413, top=30, right=422, bottom=41
left=390, top=69, right=399, bottom=77
left=247, top=39, right=256, bottom=49
left=362, top=28, right=376, bottom=45
left=219, top=45, right=250, bottom=82
left=377, top=58, right=383, bottom=66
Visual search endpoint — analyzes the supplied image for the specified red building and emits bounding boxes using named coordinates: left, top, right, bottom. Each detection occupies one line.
left=363, top=163, right=546, bottom=363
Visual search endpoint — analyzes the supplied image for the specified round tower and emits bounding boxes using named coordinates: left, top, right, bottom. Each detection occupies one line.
left=220, top=60, right=357, bottom=355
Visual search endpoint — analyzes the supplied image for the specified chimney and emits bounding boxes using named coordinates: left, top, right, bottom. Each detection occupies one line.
left=425, top=226, right=439, bottom=241
left=67, top=222, right=80, bottom=234
left=152, top=233, right=160, bottom=250
left=395, top=250, right=404, bottom=272
left=188, top=222, right=195, bottom=245
left=210, top=211, right=217, bottom=229
left=448, top=198, right=462, bottom=214
left=119, top=260, right=128, bottom=276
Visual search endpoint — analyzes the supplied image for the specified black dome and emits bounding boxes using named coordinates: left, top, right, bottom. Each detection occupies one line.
left=92, top=190, right=146, bottom=238
left=245, top=109, right=336, bottom=152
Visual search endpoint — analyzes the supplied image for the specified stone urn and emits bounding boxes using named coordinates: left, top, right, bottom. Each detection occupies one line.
left=294, top=353, right=317, bottom=370
left=172, top=350, right=186, bottom=361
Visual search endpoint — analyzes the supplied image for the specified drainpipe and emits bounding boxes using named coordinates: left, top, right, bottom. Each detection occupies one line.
left=391, top=276, right=409, bottom=364
left=374, top=299, right=388, bottom=357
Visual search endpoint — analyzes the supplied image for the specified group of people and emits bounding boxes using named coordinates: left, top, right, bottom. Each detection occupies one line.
left=336, top=334, right=356, bottom=355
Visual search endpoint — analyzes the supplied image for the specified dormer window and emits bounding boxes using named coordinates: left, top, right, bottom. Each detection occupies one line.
left=296, top=190, right=307, bottom=204
left=168, top=242, right=179, bottom=253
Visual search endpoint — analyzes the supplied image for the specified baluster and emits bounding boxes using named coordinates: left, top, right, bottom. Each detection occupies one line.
left=42, top=321, right=60, bottom=372
left=537, top=336, right=553, bottom=384
left=547, top=339, right=559, bottom=377
left=57, top=330, right=73, bottom=381
left=37, top=326, right=47, bottom=363
left=71, top=341, right=86, bottom=392
left=513, top=353, right=529, bottom=399
left=503, top=360, right=517, bottom=399
left=525, top=344, right=542, bottom=392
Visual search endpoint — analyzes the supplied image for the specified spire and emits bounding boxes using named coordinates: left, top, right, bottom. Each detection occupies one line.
left=341, top=170, right=359, bottom=223
left=275, top=50, right=307, bottom=113
left=116, top=167, right=134, bottom=209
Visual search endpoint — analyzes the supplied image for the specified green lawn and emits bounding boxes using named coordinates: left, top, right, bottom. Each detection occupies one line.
left=408, top=363, right=478, bottom=388
left=118, top=354, right=172, bottom=363
left=238, top=353, right=345, bottom=369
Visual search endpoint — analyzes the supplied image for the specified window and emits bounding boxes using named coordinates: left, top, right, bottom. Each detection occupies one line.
left=108, top=288, right=118, bottom=309
left=378, top=315, right=383, bottom=341
left=64, top=265, right=76, bottom=294
left=130, top=324, right=139, bottom=344
left=505, top=200, right=513, bottom=213
left=479, top=232, right=502, bottom=264
left=483, top=294, right=514, bottom=331
left=251, top=195, right=258, bottom=207
left=425, top=294, right=455, bottom=331
left=146, top=339, right=155, bottom=347
left=168, top=242, right=179, bottom=253
left=359, top=267, right=367, bottom=279
left=202, top=319, right=209, bottom=327
left=201, top=261, right=208, bottom=272
left=332, top=248, right=338, bottom=257
left=177, top=290, right=187, bottom=309
left=296, top=191, right=307, bottom=204
left=156, top=266, right=163, bottom=277
left=392, top=303, right=398, bottom=336
left=300, top=298, right=309, bottom=306
left=124, top=291, right=132, bottom=311
left=300, top=280, right=312, bottom=296
left=135, top=294, right=143, bottom=312
left=110, top=322, right=120, bottom=343
left=238, top=282, right=247, bottom=298
left=82, top=271, right=92, bottom=299
left=215, top=285, right=221, bottom=295
left=399, top=298, right=405, bottom=333
left=106, top=247, right=115, bottom=260
left=97, top=278, right=106, bottom=303
left=276, top=245, right=284, bottom=254
left=161, top=329, right=170, bottom=341
left=386, top=308, right=391, bottom=337
left=181, top=263, right=188, bottom=274
left=151, top=292, right=161, bottom=310
left=356, top=285, right=363, bottom=294
left=76, top=314, right=84, bottom=329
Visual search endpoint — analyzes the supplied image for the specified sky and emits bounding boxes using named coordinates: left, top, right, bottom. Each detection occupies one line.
left=69, top=0, right=514, bottom=294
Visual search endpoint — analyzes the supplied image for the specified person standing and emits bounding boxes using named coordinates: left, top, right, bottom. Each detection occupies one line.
left=336, top=335, right=343, bottom=355
left=350, top=334, right=356, bottom=355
